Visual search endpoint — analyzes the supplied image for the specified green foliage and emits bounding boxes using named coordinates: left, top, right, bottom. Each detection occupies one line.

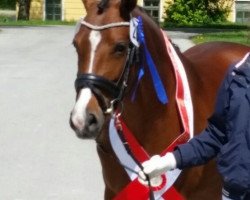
left=165, top=0, right=232, bottom=25
left=192, top=31, right=250, bottom=46
left=0, top=0, right=16, bottom=9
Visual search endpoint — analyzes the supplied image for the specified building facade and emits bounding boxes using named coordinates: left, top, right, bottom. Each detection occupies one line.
left=28, top=0, right=250, bottom=24
left=234, top=0, right=250, bottom=23
left=29, top=0, right=85, bottom=21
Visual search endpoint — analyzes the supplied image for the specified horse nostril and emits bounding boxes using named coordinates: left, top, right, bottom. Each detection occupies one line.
left=86, top=112, right=104, bottom=134
left=87, top=113, right=98, bottom=126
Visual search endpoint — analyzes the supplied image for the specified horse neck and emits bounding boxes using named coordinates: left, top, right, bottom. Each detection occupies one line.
left=122, top=13, right=182, bottom=154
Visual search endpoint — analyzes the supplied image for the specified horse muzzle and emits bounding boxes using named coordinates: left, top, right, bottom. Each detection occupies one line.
left=70, top=110, right=104, bottom=139
left=69, top=88, right=105, bottom=139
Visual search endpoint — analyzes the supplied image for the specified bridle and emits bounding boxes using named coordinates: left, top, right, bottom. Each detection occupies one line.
left=74, top=17, right=156, bottom=200
left=74, top=18, right=138, bottom=115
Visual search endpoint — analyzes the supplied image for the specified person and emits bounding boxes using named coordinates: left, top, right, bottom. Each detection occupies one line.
left=139, top=52, right=250, bottom=200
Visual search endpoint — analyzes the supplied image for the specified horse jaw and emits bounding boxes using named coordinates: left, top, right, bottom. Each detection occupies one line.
left=70, top=88, right=104, bottom=139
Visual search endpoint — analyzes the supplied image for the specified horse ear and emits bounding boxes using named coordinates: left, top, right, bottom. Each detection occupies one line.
left=120, top=0, right=137, bottom=20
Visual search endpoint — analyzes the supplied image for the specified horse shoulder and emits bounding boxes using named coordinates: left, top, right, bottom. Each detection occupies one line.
left=182, top=42, right=250, bottom=134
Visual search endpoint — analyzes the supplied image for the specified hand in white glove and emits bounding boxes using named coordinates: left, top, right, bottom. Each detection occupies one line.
left=138, top=153, right=177, bottom=184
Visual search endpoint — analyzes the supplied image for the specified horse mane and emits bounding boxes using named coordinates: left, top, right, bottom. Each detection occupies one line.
left=170, top=40, right=181, bottom=54
left=134, top=7, right=182, bottom=57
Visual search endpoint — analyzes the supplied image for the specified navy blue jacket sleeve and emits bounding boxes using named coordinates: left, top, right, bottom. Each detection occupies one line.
left=173, top=70, right=232, bottom=169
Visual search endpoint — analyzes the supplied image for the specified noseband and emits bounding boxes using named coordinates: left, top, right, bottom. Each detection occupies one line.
left=74, top=19, right=137, bottom=114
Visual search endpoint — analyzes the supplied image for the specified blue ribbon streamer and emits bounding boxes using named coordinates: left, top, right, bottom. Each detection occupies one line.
left=136, top=16, right=168, bottom=104
left=131, top=67, right=145, bottom=102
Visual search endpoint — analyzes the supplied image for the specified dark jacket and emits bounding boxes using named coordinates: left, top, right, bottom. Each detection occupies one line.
left=173, top=53, right=250, bottom=193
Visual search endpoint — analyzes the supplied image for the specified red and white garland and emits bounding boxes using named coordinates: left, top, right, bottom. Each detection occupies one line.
left=109, top=30, right=194, bottom=200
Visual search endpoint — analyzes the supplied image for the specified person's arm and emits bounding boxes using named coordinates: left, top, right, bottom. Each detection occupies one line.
left=139, top=113, right=228, bottom=180
left=174, top=112, right=227, bottom=169
left=139, top=68, right=232, bottom=180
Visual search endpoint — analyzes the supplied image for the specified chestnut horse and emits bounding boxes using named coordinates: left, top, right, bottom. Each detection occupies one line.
left=69, top=0, right=250, bottom=199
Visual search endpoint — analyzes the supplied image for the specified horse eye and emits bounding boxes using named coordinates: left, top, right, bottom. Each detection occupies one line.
left=114, top=43, right=127, bottom=54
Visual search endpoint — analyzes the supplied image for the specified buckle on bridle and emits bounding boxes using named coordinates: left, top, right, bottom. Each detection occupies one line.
left=104, top=99, right=124, bottom=117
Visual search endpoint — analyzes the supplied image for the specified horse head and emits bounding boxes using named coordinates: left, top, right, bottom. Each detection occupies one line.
left=70, top=0, right=138, bottom=139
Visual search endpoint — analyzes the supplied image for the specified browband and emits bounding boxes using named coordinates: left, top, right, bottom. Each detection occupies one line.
left=81, top=19, right=130, bottom=31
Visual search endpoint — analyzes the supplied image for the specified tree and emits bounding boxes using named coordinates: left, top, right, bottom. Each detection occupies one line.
left=17, top=0, right=31, bottom=20
left=165, top=0, right=233, bottom=25
left=0, top=0, right=16, bottom=9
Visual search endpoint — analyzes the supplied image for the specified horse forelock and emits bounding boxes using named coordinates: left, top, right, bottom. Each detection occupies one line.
left=97, top=0, right=109, bottom=13
left=96, top=0, right=137, bottom=20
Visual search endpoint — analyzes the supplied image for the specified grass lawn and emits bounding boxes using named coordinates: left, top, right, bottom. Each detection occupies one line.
left=192, top=30, right=250, bottom=46
left=0, top=17, right=76, bottom=26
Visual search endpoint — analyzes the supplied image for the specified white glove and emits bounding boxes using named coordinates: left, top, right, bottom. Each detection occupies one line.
left=138, top=153, right=177, bottom=184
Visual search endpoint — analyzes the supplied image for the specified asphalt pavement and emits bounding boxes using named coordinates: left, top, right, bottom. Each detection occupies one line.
left=0, top=26, right=195, bottom=200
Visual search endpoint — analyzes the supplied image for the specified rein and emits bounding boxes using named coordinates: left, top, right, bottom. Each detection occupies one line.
left=115, top=115, right=155, bottom=200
